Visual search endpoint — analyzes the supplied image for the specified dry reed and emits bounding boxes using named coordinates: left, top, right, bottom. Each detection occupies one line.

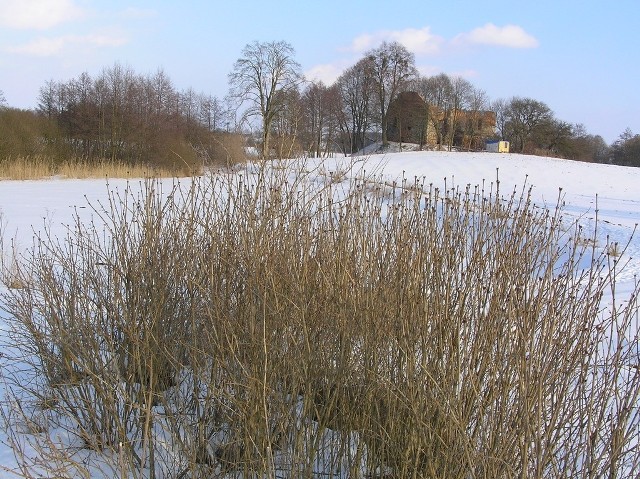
left=0, top=156, right=194, bottom=180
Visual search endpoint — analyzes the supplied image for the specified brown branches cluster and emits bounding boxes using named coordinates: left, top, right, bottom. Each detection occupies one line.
left=1, top=161, right=638, bottom=477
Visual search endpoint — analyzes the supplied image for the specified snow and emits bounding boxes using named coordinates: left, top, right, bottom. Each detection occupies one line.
left=3, top=151, right=639, bottom=265
left=1, top=149, right=639, bottom=476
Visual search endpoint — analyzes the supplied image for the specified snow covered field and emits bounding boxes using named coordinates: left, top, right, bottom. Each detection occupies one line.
left=0, top=150, right=639, bottom=476
left=3, top=151, right=640, bottom=264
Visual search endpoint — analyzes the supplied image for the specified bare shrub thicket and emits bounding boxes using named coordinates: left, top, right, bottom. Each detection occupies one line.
left=1, top=160, right=639, bottom=478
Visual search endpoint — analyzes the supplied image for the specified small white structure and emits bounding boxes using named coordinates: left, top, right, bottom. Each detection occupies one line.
left=486, top=140, right=510, bottom=153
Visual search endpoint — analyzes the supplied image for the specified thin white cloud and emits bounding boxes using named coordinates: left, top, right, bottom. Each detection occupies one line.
left=83, top=33, right=129, bottom=48
left=0, top=0, right=84, bottom=30
left=6, top=36, right=66, bottom=56
left=345, top=24, right=538, bottom=59
left=6, top=32, right=128, bottom=56
left=454, top=23, right=539, bottom=48
left=119, top=7, right=158, bottom=20
left=416, top=65, right=444, bottom=78
left=452, top=69, right=479, bottom=79
left=304, top=62, right=350, bottom=85
left=415, top=65, right=478, bottom=81
left=349, top=33, right=375, bottom=53
left=390, top=27, right=445, bottom=54
left=348, top=26, right=444, bottom=55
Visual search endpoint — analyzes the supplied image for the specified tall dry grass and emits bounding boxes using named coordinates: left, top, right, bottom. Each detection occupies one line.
left=0, top=156, right=197, bottom=180
left=1, top=159, right=638, bottom=478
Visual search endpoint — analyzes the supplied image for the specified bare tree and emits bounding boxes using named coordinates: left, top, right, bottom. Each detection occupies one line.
left=65, top=74, right=90, bottom=157
left=462, top=86, right=490, bottom=150
left=491, top=98, right=508, bottom=140
left=272, top=87, right=303, bottom=159
left=335, top=57, right=376, bottom=154
left=301, top=81, right=336, bottom=158
left=502, top=96, right=553, bottom=153
left=417, top=73, right=453, bottom=148
left=534, top=118, right=574, bottom=156
left=198, top=94, right=226, bottom=131
left=445, top=76, right=473, bottom=150
left=150, top=68, right=175, bottom=118
left=0, top=89, right=6, bottom=108
left=228, top=40, right=303, bottom=159
left=366, top=41, right=417, bottom=147
left=178, top=87, right=198, bottom=130
left=100, top=63, right=138, bottom=161
left=37, top=79, right=66, bottom=119
left=322, top=84, right=345, bottom=155
left=568, top=126, right=609, bottom=163
left=612, top=128, right=640, bottom=166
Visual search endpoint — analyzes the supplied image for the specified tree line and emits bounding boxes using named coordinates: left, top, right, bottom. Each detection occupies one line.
left=228, top=40, right=624, bottom=163
left=0, top=65, right=240, bottom=171
left=1, top=39, right=639, bottom=167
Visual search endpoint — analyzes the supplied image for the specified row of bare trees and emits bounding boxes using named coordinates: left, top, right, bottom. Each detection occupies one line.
left=610, top=128, right=640, bottom=166
left=227, top=40, right=461, bottom=158
left=227, top=40, right=611, bottom=160
left=0, top=40, right=625, bottom=164
left=492, top=97, right=610, bottom=160
left=35, top=64, right=232, bottom=169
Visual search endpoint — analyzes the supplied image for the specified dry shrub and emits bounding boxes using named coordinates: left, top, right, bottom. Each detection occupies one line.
left=1, top=160, right=639, bottom=478
left=0, top=108, right=69, bottom=160
left=205, top=131, right=249, bottom=166
left=0, top=215, right=26, bottom=289
left=148, top=138, right=205, bottom=176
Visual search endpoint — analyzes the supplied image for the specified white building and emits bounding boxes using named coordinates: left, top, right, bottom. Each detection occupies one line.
left=486, top=140, right=510, bottom=153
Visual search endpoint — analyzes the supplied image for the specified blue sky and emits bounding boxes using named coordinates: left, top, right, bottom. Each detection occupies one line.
left=1, top=0, right=638, bottom=143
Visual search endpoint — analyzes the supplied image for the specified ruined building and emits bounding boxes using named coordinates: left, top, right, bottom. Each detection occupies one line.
left=386, top=91, right=497, bottom=150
